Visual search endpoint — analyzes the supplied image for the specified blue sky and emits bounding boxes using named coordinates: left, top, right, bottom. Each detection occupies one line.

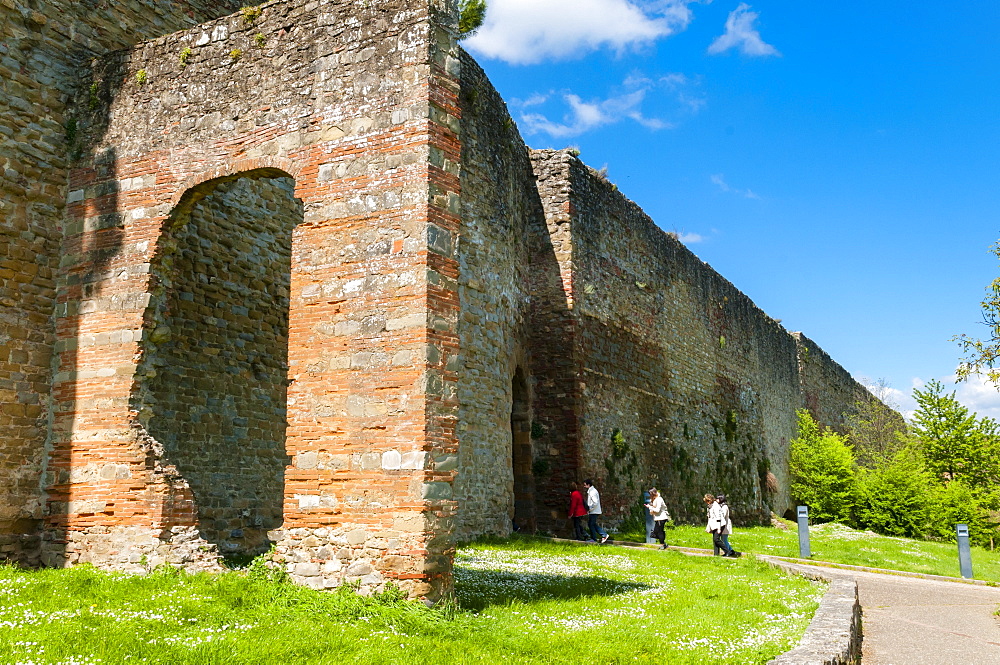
left=463, top=0, right=1000, bottom=420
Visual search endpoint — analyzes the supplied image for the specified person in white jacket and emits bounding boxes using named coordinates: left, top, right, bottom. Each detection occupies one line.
left=716, top=494, right=738, bottom=557
left=645, top=488, right=671, bottom=549
left=583, top=479, right=610, bottom=544
left=704, top=493, right=737, bottom=557
left=704, top=493, right=729, bottom=556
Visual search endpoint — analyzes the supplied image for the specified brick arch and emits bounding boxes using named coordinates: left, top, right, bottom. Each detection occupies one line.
left=170, top=156, right=303, bottom=209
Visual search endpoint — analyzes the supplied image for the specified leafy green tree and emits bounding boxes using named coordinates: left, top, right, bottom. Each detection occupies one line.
left=789, top=410, right=856, bottom=523
left=852, top=446, right=933, bottom=538
left=924, top=480, right=993, bottom=547
left=955, top=241, right=1000, bottom=386
left=458, top=0, right=487, bottom=37
left=910, top=380, right=1000, bottom=500
left=846, top=378, right=908, bottom=469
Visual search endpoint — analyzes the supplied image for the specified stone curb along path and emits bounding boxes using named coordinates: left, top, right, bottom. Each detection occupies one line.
left=541, top=537, right=862, bottom=664
left=761, top=558, right=862, bottom=665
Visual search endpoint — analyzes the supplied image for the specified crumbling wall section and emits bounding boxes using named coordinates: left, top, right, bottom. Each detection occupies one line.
left=0, top=0, right=244, bottom=565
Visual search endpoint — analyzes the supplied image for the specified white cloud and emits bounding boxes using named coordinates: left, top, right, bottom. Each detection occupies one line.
left=710, top=173, right=760, bottom=199
left=678, top=232, right=705, bottom=243
left=464, top=0, right=702, bottom=65
left=707, top=3, right=780, bottom=57
left=949, top=374, right=1000, bottom=423
left=516, top=72, right=701, bottom=137
left=519, top=88, right=671, bottom=137
left=874, top=375, right=1000, bottom=423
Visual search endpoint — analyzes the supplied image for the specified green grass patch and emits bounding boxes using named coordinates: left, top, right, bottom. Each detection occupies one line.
left=615, top=519, right=1000, bottom=582
left=0, top=538, right=822, bottom=664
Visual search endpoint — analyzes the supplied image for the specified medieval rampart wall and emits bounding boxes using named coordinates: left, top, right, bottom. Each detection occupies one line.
left=454, top=57, right=589, bottom=538
left=2, top=0, right=879, bottom=592
left=794, top=332, right=870, bottom=435
left=530, top=150, right=870, bottom=525
left=452, top=54, right=538, bottom=537
left=0, top=0, right=245, bottom=564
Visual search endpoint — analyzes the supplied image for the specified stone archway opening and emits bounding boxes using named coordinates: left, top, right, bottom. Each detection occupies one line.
left=511, top=367, right=535, bottom=533
left=132, top=171, right=301, bottom=559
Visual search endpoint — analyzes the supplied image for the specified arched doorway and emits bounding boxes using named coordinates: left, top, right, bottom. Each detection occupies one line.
left=132, top=171, right=300, bottom=558
left=511, top=367, right=535, bottom=532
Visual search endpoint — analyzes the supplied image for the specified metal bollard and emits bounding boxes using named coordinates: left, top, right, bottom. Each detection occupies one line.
left=644, top=491, right=655, bottom=544
left=957, top=524, right=973, bottom=579
left=797, top=506, right=811, bottom=558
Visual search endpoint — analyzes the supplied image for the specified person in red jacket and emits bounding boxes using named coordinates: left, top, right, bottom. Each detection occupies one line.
left=568, top=482, right=590, bottom=541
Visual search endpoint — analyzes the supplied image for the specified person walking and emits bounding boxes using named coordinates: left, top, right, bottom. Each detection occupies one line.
left=645, top=487, right=671, bottom=549
left=568, top=482, right=590, bottom=541
left=703, top=493, right=725, bottom=556
left=716, top=494, right=738, bottom=557
left=583, top=479, right=610, bottom=544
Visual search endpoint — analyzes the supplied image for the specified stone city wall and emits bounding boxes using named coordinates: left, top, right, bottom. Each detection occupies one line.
left=528, top=150, right=872, bottom=527
left=794, top=332, right=870, bottom=435
left=45, top=0, right=461, bottom=599
left=1, top=0, right=881, bottom=595
left=452, top=53, right=539, bottom=538
left=0, top=0, right=245, bottom=565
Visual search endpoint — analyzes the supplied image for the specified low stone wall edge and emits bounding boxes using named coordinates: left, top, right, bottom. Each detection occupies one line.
left=764, top=557, right=862, bottom=665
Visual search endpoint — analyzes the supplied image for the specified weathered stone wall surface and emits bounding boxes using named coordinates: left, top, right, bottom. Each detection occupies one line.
left=45, top=0, right=462, bottom=599
left=0, top=0, right=245, bottom=565
left=794, top=332, right=869, bottom=435
left=453, top=53, right=558, bottom=537
left=134, top=175, right=299, bottom=557
left=528, top=150, right=871, bottom=527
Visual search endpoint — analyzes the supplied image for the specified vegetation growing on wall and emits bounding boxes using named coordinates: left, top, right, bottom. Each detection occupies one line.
left=458, top=0, right=486, bottom=37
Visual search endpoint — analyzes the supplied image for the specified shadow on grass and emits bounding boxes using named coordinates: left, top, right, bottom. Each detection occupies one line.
left=454, top=568, right=651, bottom=612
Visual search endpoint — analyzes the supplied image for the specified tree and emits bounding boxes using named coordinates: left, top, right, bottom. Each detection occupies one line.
left=789, top=410, right=856, bottom=523
left=853, top=446, right=933, bottom=539
left=909, top=379, right=1000, bottom=498
left=924, top=480, right=993, bottom=547
left=458, top=0, right=487, bottom=38
left=846, top=378, right=908, bottom=468
left=955, top=241, right=1000, bottom=386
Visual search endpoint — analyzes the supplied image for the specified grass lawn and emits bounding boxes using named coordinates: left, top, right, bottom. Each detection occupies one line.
left=615, top=520, right=1000, bottom=583
left=0, top=538, right=823, bottom=664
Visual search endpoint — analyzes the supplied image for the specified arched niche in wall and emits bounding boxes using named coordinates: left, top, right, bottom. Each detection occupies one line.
left=131, top=168, right=301, bottom=557
left=511, top=366, right=536, bottom=533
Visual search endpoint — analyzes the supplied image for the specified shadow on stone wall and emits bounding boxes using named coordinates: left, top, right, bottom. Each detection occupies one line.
left=43, top=50, right=128, bottom=566
left=130, top=171, right=299, bottom=558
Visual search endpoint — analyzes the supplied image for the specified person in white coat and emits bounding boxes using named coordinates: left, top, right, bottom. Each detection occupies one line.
left=716, top=494, right=738, bottom=557
left=704, top=493, right=731, bottom=556
left=583, top=479, right=610, bottom=544
left=645, top=488, right=671, bottom=549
